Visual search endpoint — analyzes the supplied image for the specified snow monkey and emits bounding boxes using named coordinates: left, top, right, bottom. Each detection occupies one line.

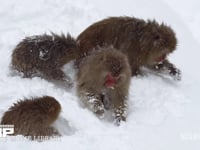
left=11, top=33, right=79, bottom=87
left=77, top=48, right=131, bottom=125
left=1, top=96, right=61, bottom=140
left=77, top=16, right=181, bottom=80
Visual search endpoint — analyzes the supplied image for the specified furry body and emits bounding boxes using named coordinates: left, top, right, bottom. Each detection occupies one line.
left=1, top=96, right=61, bottom=140
left=11, top=33, right=78, bottom=86
left=77, top=48, right=131, bottom=125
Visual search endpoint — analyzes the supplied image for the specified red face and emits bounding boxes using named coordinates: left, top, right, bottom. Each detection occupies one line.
left=104, top=73, right=120, bottom=88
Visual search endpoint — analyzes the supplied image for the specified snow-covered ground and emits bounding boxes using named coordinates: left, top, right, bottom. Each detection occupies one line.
left=0, top=0, right=200, bottom=149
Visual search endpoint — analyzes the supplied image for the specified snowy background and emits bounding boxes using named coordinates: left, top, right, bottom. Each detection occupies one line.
left=0, top=0, right=200, bottom=149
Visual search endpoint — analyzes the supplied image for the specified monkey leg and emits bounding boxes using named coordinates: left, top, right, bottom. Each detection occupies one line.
left=147, top=59, right=181, bottom=81
left=109, top=90, right=128, bottom=126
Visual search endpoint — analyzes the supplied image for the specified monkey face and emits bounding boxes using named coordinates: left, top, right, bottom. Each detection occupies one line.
left=141, top=22, right=177, bottom=65
left=103, top=57, right=125, bottom=89
left=104, top=73, right=120, bottom=89
left=151, top=24, right=177, bottom=53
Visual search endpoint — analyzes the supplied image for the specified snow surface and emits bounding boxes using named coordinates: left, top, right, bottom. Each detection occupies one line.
left=0, top=0, right=200, bottom=149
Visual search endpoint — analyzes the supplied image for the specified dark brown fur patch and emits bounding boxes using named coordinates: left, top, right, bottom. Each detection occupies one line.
left=11, top=33, right=79, bottom=85
left=1, top=96, right=61, bottom=140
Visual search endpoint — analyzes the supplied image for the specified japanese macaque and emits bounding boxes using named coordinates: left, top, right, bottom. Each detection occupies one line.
left=11, top=33, right=79, bottom=87
left=0, top=96, right=61, bottom=140
left=77, top=48, right=131, bottom=125
left=77, top=16, right=181, bottom=80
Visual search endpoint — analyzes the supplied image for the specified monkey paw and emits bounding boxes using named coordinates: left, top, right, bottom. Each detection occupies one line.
left=93, top=102, right=105, bottom=119
left=95, top=109, right=105, bottom=119
left=169, top=68, right=181, bottom=81
left=114, top=116, right=126, bottom=126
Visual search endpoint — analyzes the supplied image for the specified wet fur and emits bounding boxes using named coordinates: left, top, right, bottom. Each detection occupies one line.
left=1, top=96, right=61, bottom=140
left=77, top=16, right=181, bottom=80
left=77, top=48, right=131, bottom=125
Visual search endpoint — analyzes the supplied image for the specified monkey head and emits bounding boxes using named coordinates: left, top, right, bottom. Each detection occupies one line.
left=101, top=50, right=131, bottom=89
left=140, top=21, right=177, bottom=65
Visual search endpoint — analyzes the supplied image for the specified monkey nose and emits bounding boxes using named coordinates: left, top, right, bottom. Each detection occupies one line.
left=105, top=73, right=117, bottom=88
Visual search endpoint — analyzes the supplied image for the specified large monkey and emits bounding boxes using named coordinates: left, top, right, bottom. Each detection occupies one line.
left=77, top=16, right=181, bottom=80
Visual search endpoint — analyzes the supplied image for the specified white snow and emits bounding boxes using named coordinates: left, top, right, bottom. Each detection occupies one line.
left=0, top=0, right=200, bottom=149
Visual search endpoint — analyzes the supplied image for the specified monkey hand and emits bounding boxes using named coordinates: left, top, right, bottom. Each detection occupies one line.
left=95, top=108, right=105, bottom=119
left=93, top=101, right=105, bottom=119
left=114, top=116, right=126, bottom=126
left=169, top=67, right=181, bottom=81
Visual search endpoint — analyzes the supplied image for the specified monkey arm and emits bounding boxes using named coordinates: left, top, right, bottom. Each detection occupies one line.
left=108, top=88, right=128, bottom=126
left=78, top=88, right=105, bottom=118
left=147, top=59, right=181, bottom=81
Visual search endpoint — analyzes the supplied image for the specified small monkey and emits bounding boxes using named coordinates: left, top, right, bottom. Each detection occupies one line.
left=1, top=96, right=61, bottom=140
left=77, top=48, right=131, bottom=125
left=11, top=33, right=79, bottom=87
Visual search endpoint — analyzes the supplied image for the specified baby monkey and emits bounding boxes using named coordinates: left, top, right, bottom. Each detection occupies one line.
left=77, top=48, right=131, bottom=125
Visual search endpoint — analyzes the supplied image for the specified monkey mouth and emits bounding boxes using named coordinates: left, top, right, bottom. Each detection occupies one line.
left=155, top=54, right=166, bottom=62
left=105, top=79, right=116, bottom=89
left=104, top=73, right=119, bottom=89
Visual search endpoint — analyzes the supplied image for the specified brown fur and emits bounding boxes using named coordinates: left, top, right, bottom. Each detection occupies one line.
left=1, top=96, right=61, bottom=140
left=77, top=48, right=131, bottom=125
left=77, top=16, right=181, bottom=80
left=11, top=33, right=79, bottom=86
